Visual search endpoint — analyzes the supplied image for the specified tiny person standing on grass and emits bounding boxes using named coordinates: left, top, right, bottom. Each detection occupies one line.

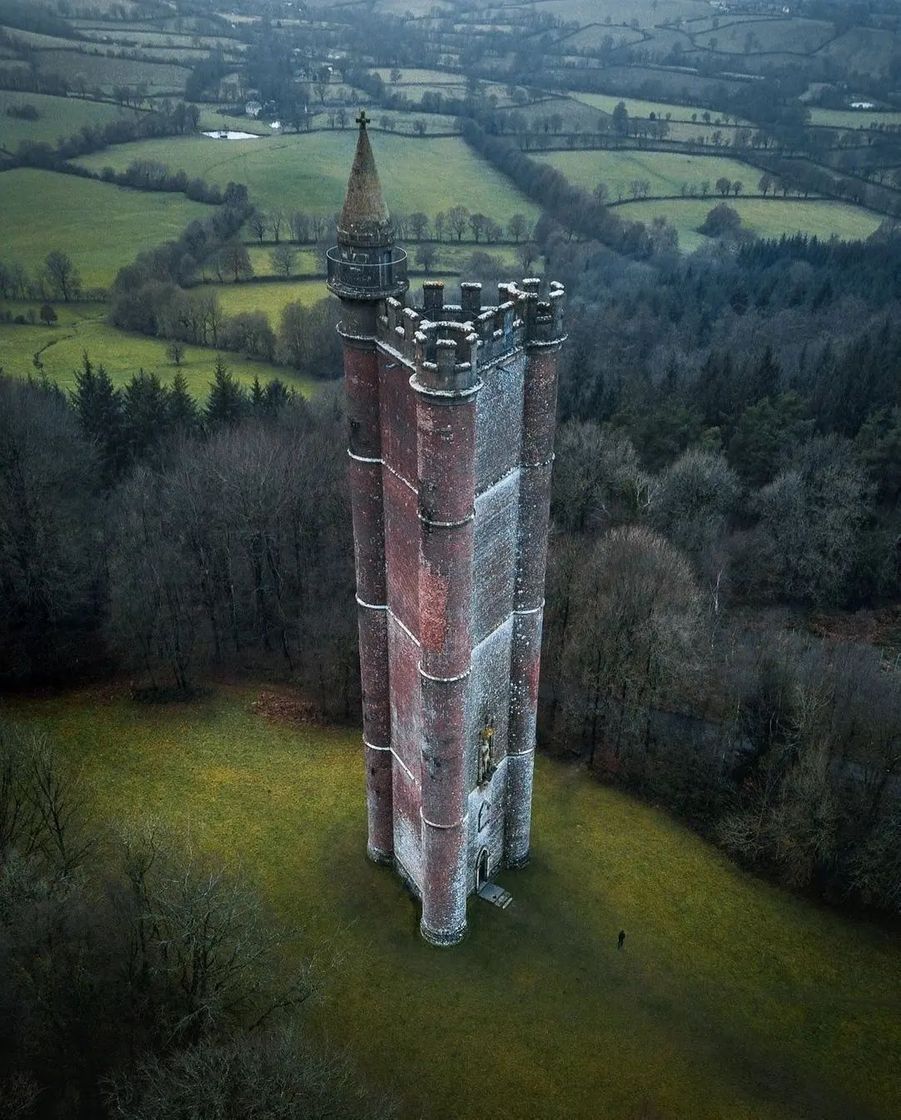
left=618, top=929, right=626, bottom=950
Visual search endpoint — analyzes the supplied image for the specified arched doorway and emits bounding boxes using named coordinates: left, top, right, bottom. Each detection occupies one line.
left=476, top=848, right=490, bottom=891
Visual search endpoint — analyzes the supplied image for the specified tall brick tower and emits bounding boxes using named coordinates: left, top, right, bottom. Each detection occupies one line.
left=328, top=114, right=565, bottom=946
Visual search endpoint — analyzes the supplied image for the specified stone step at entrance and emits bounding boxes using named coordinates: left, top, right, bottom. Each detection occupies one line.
left=477, top=882, right=513, bottom=909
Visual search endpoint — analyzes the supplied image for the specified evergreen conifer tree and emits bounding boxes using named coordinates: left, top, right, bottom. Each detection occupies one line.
left=167, top=372, right=199, bottom=434
left=123, top=370, right=170, bottom=461
left=205, top=358, right=247, bottom=428
left=71, top=352, right=125, bottom=482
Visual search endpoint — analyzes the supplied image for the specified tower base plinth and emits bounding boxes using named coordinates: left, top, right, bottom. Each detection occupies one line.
left=367, top=845, right=394, bottom=866
left=420, top=919, right=467, bottom=948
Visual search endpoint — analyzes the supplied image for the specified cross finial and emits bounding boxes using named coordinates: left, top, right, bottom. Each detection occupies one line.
left=357, top=110, right=371, bottom=130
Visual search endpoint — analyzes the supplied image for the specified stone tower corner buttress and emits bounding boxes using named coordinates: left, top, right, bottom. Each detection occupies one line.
left=329, top=120, right=566, bottom=946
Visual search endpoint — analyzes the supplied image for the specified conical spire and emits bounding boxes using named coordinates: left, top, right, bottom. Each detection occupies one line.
left=337, top=112, right=393, bottom=247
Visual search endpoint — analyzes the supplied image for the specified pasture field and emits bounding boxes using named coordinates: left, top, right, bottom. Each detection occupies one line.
left=371, top=67, right=461, bottom=84
left=6, top=684, right=899, bottom=1120
left=690, top=16, right=834, bottom=55
left=74, top=132, right=540, bottom=221
left=616, top=196, right=883, bottom=252
left=570, top=91, right=744, bottom=124
left=79, top=29, right=244, bottom=50
left=532, top=0, right=711, bottom=24
left=212, top=279, right=329, bottom=325
left=819, top=26, right=900, bottom=79
left=0, top=305, right=308, bottom=395
left=808, top=107, right=901, bottom=129
left=533, top=148, right=761, bottom=201
left=563, top=24, right=646, bottom=50
left=0, top=28, right=83, bottom=50
left=33, top=50, right=190, bottom=95
left=243, top=246, right=320, bottom=277
left=0, top=169, right=212, bottom=289
left=197, top=108, right=277, bottom=135
left=0, top=91, right=139, bottom=151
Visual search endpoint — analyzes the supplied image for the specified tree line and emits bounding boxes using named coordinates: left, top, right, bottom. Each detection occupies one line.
left=0, top=371, right=356, bottom=720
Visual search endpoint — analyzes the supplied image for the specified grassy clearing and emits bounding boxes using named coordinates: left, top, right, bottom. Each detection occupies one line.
left=0, top=170, right=212, bottom=289
left=74, top=132, right=540, bottom=221
left=534, top=148, right=760, bottom=200
left=5, top=684, right=898, bottom=1120
left=0, top=91, right=140, bottom=151
left=0, top=306, right=306, bottom=395
left=616, top=196, right=883, bottom=251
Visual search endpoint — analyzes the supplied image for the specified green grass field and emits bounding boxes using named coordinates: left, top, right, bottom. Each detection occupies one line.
left=0, top=305, right=307, bottom=395
left=74, top=132, right=540, bottom=221
left=0, top=91, right=140, bottom=152
left=33, top=50, right=190, bottom=95
left=5, top=685, right=898, bottom=1120
left=616, top=196, right=884, bottom=251
left=212, top=279, right=329, bottom=324
left=0, top=169, right=212, bottom=289
left=808, top=107, right=901, bottom=129
left=533, top=148, right=760, bottom=201
left=371, top=67, right=461, bottom=84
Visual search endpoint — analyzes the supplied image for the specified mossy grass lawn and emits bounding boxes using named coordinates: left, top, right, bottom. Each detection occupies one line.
left=616, top=196, right=884, bottom=251
left=6, top=686, right=899, bottom=1120
left=0, top=306, right=308, bottom=395
left=534, top=148, right=763, bottom=201
left=74, top=131, right=540, bottom=221
left=0, top=170, right=213, bottom=289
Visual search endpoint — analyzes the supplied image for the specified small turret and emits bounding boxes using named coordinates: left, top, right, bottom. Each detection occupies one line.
left=327, top=112, right=408, bottom=302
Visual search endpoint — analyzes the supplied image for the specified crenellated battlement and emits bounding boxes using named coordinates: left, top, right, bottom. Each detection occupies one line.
left=377, top=277, right=566, bottom=395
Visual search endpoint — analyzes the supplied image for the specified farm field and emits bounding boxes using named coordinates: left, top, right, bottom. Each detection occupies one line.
left=243, top=246, right=319, bottom=276
left=32, top=50, right=190, bottom=95
left=212, top=279, right=329, bottom=324
left=690, top=16, right=834, bottom=54
left=0, top=306, right=306, bottom=395
left=74, top=132, right=541, bottom=221
left=533, top=0, right=710, bottom=23
left=808, top=107, right=901, bottom=129
left=0, top=90, right=139, bottom=151
left=533, top=148, right=761, bottom=201
left=0, top=169, right=212, bottom=289
left=616, top=196, right=884, bottom=252
left=6, top=684, right=899, bottom=1120
left=371, top=67, right=461, bottom=84
left=570, top=91, right=745, bottom=124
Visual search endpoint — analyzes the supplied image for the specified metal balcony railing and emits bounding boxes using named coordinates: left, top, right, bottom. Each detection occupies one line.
left=326, top=247, right=408, bottom=298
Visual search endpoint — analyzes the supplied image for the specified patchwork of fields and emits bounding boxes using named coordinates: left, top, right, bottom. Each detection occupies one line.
left=74, top=131, right=540, bottom=220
